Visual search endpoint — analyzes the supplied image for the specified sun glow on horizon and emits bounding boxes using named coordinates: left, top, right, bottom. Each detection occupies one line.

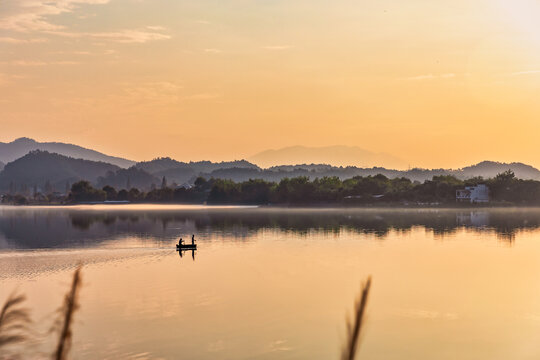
left=1, top=0, right=540, bottom=168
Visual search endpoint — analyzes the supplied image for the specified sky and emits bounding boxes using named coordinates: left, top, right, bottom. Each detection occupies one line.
left=1, top=0, right=540, bottom=169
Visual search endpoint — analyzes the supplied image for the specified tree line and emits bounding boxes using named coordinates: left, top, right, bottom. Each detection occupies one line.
left=2, top=170, right=540, bottom=206
left=2, top=170, right=539, bottom=206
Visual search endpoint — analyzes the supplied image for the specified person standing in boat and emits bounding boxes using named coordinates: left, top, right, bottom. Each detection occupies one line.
left=191, top=234, right=196, bottom=245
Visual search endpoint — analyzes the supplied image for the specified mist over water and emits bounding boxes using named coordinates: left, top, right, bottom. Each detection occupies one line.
left=0, top=205, right=536, bottom=250
left=2, top=205, right=540, bottom=359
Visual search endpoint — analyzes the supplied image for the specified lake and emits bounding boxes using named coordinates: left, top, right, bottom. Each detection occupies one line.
left=2, top=205, right=540, bottom=359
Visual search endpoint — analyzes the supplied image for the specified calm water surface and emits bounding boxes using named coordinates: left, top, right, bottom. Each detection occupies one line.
left=2, top=205, right=540, bottom=359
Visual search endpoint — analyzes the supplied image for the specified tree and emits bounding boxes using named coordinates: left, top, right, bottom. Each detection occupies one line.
left=273, top=176, right=316, bottom=204
left=194, top=177, right=211, bottom=191
left=102, top=185, right=117, bottom=201
left=117, top=189, right=128, bottom=201
left=208, top=179, right=241, bottom=204
left=161, top=176, right=167, bottom=189
left=44, top=180, right=53, bottom=194
left=69, top=181, right=106, bottom=203
left=495, top=170, right=515, bottom=183
left=128, top=188, right=141, bottom=201
left=489, top=170, right=517, bottom=202
left=240, top=179, right=272, bottom=204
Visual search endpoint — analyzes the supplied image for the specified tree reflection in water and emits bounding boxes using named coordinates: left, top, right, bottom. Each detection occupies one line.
left=1, top=207, right=539, bottom=249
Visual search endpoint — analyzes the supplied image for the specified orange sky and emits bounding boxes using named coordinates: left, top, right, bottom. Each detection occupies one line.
left=1, top=0, right=540, bottom=168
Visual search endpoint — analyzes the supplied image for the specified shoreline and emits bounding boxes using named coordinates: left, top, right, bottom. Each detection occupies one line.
left=0, top=202, right=536, bottom=210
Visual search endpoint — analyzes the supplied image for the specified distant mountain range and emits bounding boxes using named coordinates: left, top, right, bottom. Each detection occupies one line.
left=135, top=157, right=259, bottom=185
left=1, top=138, right=540, bottom=194
left=0, top=151, right=120, bottom=192
left=459, top=161, right=540, bottom=180
left=192, top=161, right=540, bottom=184
left=0, top=137, right=135, bottom=168
left=0, top=152, right=261, bottom=193
left=248, top=145, right=408, bottom=169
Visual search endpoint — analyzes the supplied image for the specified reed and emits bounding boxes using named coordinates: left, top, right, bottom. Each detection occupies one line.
left=52, top=266, right=82, bottom=360
left=0, top=292, right=32, bottom=349
left=341, top=276, right=371, bottom=360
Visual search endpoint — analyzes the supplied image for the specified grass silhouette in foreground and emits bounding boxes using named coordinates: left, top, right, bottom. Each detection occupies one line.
left=2, top=267, right=370, bottom=359
left=0, top=267, right=82, bottom=360
left=0, top=292, right=31, bottom=349
left=53, top=266, right=82, bottom=360
left=342, top=277, right=372, bottom=360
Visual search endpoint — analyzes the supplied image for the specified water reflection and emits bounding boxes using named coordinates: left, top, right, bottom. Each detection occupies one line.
left=1, top=206, right=540, bottom=249
left=4, top=206, right=540, bottom=359
left=178, top=249, right=196, bottom=261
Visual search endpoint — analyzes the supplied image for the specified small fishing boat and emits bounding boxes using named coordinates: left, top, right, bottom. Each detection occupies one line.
left=176, top=243, right=197, bottom=250
left=177, top=234, right=197, bottom=251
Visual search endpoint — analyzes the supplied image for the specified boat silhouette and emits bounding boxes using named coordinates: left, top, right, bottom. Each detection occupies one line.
left=176, top=243, right=197, bottom=250
left=176, top=234, right=197, bottom=251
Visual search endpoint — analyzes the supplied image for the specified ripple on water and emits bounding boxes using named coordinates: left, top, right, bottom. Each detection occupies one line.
left=0, top=248, right=171, bottom=279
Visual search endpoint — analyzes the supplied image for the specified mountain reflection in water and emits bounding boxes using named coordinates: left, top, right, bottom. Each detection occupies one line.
left=1, top=206, right=538, bottom=249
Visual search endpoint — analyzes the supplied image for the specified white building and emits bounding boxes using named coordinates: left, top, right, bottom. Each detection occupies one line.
left=456, top=184, right=489, bottom=203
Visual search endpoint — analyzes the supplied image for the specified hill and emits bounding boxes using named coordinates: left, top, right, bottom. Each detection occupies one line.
left=458, top=161, right=540, bottom=180
left=1, top=140, right=538, bottom=194
left=0, top=151, right=120, bottom=194
left=135, top=158, right=260, bottom=184
left=249, top=145, right=407, bottom=169
left=135, top=157, right=184, bottom=174
left=195, top=161, right=540, bottom=184
left=96, top=167, right=161, bottom=190
left=0, top=137, right=135, bottom=168
left=0, top=161, right=4, bottom=171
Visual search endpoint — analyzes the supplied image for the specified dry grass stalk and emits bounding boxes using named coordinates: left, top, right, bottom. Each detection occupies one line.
left=341, top=276, right=372, bottom=360
left=53, top=266, right=82, bottom=360
left=0, top=293, right=31, bottom=349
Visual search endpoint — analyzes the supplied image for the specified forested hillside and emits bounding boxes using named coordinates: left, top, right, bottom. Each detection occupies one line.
left=0, top=151, right=120, bottom=193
